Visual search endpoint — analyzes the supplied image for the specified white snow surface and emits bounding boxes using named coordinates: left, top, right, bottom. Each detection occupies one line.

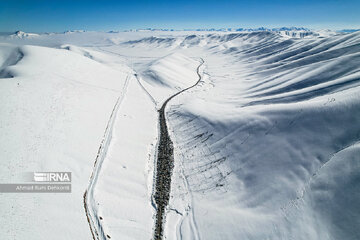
left=0, top=30, right=359, bottom=240
left=0, top=43, right=129, bottom=239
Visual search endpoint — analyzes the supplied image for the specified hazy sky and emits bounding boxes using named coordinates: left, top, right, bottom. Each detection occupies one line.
left=0, top=0, right=359, bottom=32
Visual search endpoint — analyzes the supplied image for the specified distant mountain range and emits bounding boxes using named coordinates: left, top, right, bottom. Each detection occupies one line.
left=338, top=29, right=360, bottom=33
left=3, top=28, right=359, bottom=38
left=124, top=27, right=360, bottom=34
left=125, top=27, right=311, bottom=32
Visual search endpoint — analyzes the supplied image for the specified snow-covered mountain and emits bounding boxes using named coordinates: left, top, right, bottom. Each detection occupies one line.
left=0, top=30, right=359, bottom=240
left=9, top=30, right=39, bottom=38
left=122, top=27, right=339, bottom=39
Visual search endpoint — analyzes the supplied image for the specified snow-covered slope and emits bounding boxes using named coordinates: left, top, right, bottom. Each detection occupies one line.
left=137, top=53, right=199, bottom=106
left=0, top=43, right=129, bottom=239
left=162, top=31, right=360, bottom=240
left=0, top=30, right=359, bottom=240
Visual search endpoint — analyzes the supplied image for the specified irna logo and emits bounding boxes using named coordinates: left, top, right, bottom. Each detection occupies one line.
left=33, top=172, right=71, bottom=182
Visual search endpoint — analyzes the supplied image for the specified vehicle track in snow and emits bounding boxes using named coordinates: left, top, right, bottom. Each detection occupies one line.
left=83, top=75, right=130, bottom=240
left=154, top=58, right=204, bottom=240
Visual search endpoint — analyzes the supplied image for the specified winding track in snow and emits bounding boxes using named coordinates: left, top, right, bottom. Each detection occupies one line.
left=83, top=75, right=130, bottom=240
left=153, top=58, right=204, bottom=240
